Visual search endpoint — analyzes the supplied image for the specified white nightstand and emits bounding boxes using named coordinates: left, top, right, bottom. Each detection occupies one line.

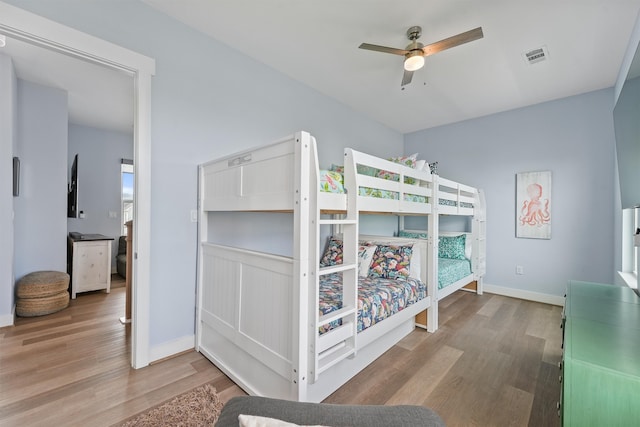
left=68, top=234, right=113, bottom=299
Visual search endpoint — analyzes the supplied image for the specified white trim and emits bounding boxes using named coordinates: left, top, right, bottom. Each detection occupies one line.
left=618, top=270, right=638, bottom=289
left=132, top=70, right=153, bottom=368
left=0, top=1, right=155, bottom=368
left=483, top=282, right=565, bottom=306
left=0, top=304, right=14, bottom=327
left=149, top=334, right=195, bottom=363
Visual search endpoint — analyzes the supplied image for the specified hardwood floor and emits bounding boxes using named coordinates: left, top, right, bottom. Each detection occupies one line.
left=0, top=287, right=244, bottom=427
left=324, top=291, right=563, bottom=427
left=0, top=287, right=562, bottom=427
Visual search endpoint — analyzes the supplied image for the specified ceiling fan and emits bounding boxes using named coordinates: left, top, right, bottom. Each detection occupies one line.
left=359, top=26, right=483, bottom=86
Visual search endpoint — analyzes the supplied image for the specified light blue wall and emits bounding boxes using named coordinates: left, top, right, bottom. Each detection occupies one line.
left=67, top=124, right=134, bottom=265
left=0, top=53, right=17, bottom=325
left=5, top=1, right=403, bottom=349
left=13, top=80, right=68, bottom=281
left=405, top=89, right=617, bottom=298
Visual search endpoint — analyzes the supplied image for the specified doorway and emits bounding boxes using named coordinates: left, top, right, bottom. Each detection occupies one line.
left=0, top=2, right=155, bottom=368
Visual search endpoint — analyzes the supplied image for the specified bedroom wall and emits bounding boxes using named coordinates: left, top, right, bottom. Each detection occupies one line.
left=13, top=80, right=68, bottom=282
left=67, top=124, right=134, bottom=267
left=0, top=53, right=17, bottom=326
left=405, top=89, right=617, bottom=301
left=4, top=0, right=404, bottom=356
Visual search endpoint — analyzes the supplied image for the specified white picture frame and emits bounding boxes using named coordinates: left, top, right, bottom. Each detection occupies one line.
left=516, top=171, right=551, bottom=239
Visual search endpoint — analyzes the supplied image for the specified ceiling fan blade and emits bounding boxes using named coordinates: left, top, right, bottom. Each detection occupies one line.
left=359, top=43, right=408, bottom=56
left=421, top=27, right=483, bottom=57
left=401, top=69, right=414, bottom=86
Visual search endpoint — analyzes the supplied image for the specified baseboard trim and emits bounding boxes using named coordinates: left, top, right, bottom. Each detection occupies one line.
left=0, top=305, right=15, bottom=327
left=483, top=283, right=564, bottom=306
left=149, top=334, right=195, bottom=363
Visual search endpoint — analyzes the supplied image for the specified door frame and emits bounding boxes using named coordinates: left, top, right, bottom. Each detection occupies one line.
left=0, top=1, right=155, bottom=368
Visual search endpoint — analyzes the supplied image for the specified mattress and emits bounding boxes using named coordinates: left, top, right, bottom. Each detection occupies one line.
left=438, top=257, right=472, bottom=290
left=318, top=273, right=427, bottom=334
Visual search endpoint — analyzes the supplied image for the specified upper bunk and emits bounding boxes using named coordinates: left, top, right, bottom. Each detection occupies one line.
left=200, top=131, right=482, bottom=217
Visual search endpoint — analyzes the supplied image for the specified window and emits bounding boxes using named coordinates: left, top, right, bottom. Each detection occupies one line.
left=121, top=162, right=134, bottom=236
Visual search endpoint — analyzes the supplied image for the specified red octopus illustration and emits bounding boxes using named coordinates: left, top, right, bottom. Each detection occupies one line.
left=519, top=183, right=550, bottom=227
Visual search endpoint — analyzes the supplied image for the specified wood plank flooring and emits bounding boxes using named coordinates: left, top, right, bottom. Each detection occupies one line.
left=324, top=291, right=563, bottom=427
left=0, top=286, right=562, bottom=427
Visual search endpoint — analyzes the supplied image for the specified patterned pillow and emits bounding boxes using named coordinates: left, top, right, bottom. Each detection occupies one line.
left=438, top=234, right=467, bottom=260
left=440, top=232, right=472, bottom=259
left=368, top=244, right=413, bottom=280
left=357, top=164, right=378, bottom=176
left=398, top=230, right=427, bottom=239
left=319, top=237, right=343, bottom=267
left=388, top=153, right=418, bottom=168
left=320, top=239, right=378, bottom=276
left=319, top=170, right=345, bottom=193
left=377, top=153, right=419, bottom=184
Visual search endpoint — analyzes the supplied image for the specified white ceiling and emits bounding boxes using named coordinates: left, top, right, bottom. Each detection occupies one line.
left=2, top=1, right=640, bottom=135
left=144, top=0, right=640, bottom=133
left=0, top=36, right=134, bottom=134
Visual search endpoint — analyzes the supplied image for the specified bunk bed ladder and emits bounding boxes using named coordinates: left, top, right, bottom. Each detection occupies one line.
left=307, top=143, right=359, bottom=384
left=314, top=219, right=359, bottom=379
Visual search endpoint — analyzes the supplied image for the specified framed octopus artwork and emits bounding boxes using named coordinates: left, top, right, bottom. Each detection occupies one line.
left=516, top=170, right=551, bottom=239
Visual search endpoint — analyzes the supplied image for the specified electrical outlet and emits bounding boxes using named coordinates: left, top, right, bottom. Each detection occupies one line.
left=190, top=210, right=198, bottom=223
left=516, top=265, right=524, bottom=275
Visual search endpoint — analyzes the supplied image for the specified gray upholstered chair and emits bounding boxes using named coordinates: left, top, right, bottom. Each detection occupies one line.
left=116, top=236, right=127, bottom=278
left=215, top=396, right=446, bottom=427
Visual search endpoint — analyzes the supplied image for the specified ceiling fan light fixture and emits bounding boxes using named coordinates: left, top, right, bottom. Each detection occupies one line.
left=404, top=52, right=424, bottom=71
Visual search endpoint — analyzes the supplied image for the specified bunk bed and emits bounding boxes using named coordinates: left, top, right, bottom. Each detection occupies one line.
left=196, top=130, right=484, bottom=403
left=406, top=178, right=487, bottom=329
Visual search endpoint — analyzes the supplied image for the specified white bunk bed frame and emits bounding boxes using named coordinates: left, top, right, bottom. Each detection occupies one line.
left=410, top=178, right=487, bottom=329
left=196, top=131, right=484, bottom=402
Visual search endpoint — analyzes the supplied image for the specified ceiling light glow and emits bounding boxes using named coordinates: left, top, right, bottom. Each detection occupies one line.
left=404, top=52, right=424, bottom=71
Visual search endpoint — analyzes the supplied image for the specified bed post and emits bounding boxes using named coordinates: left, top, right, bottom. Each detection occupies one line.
left=293, top=131, right=314, bottom=400
left=195, top=164, right=205, bottom=352
left=472, top=189, right=486, bottom=295
left=427, top=175, right=439, bottom=333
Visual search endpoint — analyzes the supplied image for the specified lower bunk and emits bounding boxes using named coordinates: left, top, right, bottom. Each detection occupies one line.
left=398, top=230, right=483, bottom=329
left=197, top=242, right=431, bottom=402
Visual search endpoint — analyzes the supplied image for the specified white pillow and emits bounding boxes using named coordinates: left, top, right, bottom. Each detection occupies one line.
left=409, top=244, right=421, bottom=280
left=439, top=231, right=472, bottom=259
left=238, top=414, right=328, bottom=427
left=358, top=244, right=378, bottom=277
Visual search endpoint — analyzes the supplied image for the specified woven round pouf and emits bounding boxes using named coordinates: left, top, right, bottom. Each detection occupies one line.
left=16, top=271, right=70, bottom=317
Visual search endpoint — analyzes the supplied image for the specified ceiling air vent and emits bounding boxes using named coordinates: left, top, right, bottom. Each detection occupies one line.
left=523, top=46, right=548, bottom=65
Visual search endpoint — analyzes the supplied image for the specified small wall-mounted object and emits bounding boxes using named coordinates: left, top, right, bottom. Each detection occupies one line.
left=12, top=157, right=19, bottom=196
left=634, top=234, right=640, bottom=247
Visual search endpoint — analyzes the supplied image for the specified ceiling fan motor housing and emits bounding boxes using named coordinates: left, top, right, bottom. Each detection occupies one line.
left=406, top=26, right=422, bottom=41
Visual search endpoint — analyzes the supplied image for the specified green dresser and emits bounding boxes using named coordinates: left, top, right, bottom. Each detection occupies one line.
left=562, top=280, right=640, bottom=426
